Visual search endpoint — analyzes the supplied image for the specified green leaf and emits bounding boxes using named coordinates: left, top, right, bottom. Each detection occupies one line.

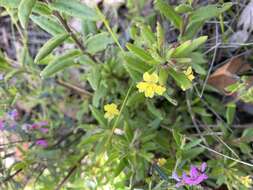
left=126, top=43, right=156, bottom=64
left=147, top=102, right=163, bottom=120
left=31, top=15, right=65, bottom=36
left=191, top=63, right=206, bottom=75
left=35, top=33, right=69, bottom=63
left=0, top=54, right=11, bottom=70
left=168, top=68, right=192, bottom=91
left=226, top=102, right=236, bottom=125
left=238, top=143, right=252, bottom=155
left=156, top=22, right=165, bottom=49
left=18, top=0, right=36, bottom=29
left=49, top=0, right=99, bottom=21
left=164, top=94, right=178, bottom=106
left=183, top=139, right=202, bottom=150
left=158, top=68, right=168, bottom=86
left=89, top=106, right=107, bottom=128
left=79, top=133, right=104, bottom=146
left=33, top=2, right=51, bottom=15
left=126, top=92, right=145, bottom=107
left=190, top=3, right=232, bottom=23
left=92, top=85, right=107, bottom=107
left=182, top=147, right=205, bottom=160
left=183, top=3, right=232, bottom=39
left=0, top=0, right=21, bottom=8
left=175, top=4, right=193, bottom=14
left=140, top=24, right=156, bottom=47
left=172, top=129, right=182, bottom=147
left=155, top=0, right=183, bottom=29
left=40, top=50, right=81, bottom=78
left=85, top=32, right=114, bottom=55
left=123, top=53, right=152, bottom=73
left=182, top=21, right=203, bottom=40
left=114, top=158, right=127, bottom=177
left=87, top=66, right=101, bottom=91
left=171, top=40, right=191, bottom=57
left=184, top=36, right=208, bottom=54
left=172, top=36, right=207, bottom=57
left=12, top=162, right=27, bottom=171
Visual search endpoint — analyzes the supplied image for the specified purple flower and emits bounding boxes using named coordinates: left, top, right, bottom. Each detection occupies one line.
left=0, top=120, right=4, bottom=130
left=8, top=109, right=19, bottom=120
left=31, top=121, right=48, bottom=130
left=36, top=139, right=48, bottom=148
left=36, top=121, right=48, bottom=127
left=172, top=162, right=208, bottom=187
left=39, top=128, right=49, bottom=133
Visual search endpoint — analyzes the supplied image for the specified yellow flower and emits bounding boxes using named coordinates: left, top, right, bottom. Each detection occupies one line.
left=136, top=72, right=166, bottom=98
left=104, top=103, right=119, bottom=120
left=184, top=66, right=195, bottom=81
left=240, top=176, right=252, bottom=188
left=157, top=158, right=166, bottom=166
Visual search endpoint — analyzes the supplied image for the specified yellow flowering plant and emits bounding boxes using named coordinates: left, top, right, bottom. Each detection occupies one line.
left=240, top=176, right=252, bottom=188
left=136, top=72, right=166, bottom=98
left=104, top=103, right=120, bottom=120
left=1, top=0, right=251, bottom=189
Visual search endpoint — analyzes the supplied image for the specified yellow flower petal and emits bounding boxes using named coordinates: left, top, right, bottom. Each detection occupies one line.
left=136, top=82, right=148, bottom=93
left=155, top=85, right=166, bottom=95
left=104, top=103, right=119, bottom=120
left=184, top=66, right=192, bottom=75
left=144, top=88, right=155, bottom=98
left=240, top=176, right=252, bottom=188
left=137, top=72, right=166, bottom=98
left=184, top=67, right=195, bottom=81
left=143, top=72, right=158, bottom=83
left=188, top=74, right=195, bottom=81
left=157, top=158, right=166, bottom=166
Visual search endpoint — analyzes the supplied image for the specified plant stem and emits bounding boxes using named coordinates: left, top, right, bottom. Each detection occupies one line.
left=96, top=7, right=125, bottom=52
left=44, top=0, right=97, bottom=63
left=55, top=152, right=87, bottom=190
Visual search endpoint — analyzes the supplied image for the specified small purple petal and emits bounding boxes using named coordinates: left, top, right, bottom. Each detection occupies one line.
left=31, top=121, right=48, bottom=130
left=36, top=139, right=48, bottom=148
left=182, top=172, right=188, bottom=179
left=0, top=74, right=4, bottom=80
left=172, top=172, right=180, bottom=182
left=183, top=173, right=208, bottom=185
left=174, top=163, right=208, bottom=187
left=36, top=121, right=48, bottom=127
left=175, top=181, right=184, bottom=187
left=189, top=166, right=199, bottom=178
left=40, top=128, right=49, bottom=133
left=8, top=109, right=19, bottom=120
left=200, top=162, right=207, bottom=172
left=31, top=124, right=39, bottom=129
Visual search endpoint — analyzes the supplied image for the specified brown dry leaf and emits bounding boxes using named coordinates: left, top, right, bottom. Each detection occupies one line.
left=208, top=58, right=253, bottom=94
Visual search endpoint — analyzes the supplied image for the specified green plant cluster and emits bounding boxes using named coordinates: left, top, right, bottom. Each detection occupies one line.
left=0, top=0, right=253, bottom=189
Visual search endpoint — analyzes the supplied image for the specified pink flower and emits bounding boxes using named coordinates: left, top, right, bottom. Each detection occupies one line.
left=36, top=139, right=48, bottom=148
left=172, top=162, right=208, bottom=187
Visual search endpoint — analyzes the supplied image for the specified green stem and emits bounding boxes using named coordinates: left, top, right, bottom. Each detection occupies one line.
left=109, top=84, right=134, bottom=138
left=96, top=7, right=125, bottom=52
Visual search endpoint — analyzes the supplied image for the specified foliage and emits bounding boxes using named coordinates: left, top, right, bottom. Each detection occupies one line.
left=0, top=0, right=253, bottom=190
